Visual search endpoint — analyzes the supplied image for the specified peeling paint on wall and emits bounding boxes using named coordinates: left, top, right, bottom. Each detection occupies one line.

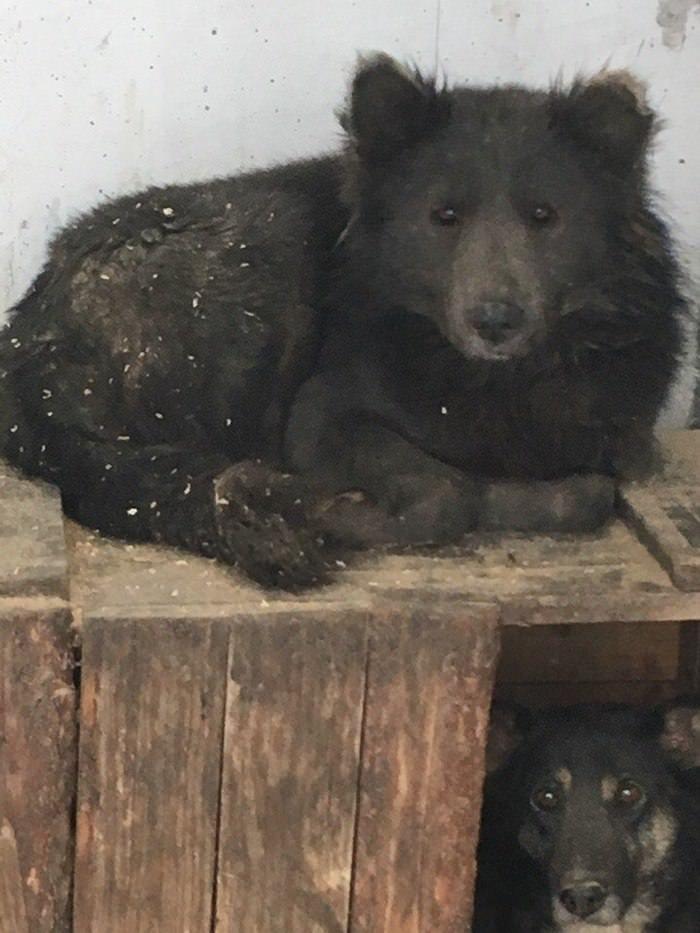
left=657, top=0, right=700, bottom=49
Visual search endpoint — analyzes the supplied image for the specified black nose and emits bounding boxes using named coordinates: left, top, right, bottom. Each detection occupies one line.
left=559, top=882, right=608, bottom=919
left=472, top=302, right=525, bottom=344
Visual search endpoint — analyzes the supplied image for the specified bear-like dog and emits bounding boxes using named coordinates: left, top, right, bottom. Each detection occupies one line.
left=286, top=58, right=685, bottom=544
left=0, top=55, right=686, bottom=587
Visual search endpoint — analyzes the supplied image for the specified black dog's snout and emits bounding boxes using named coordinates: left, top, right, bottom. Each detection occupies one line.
left=559, top=882, right=608, bottom=919
left=471, top=302, right=526, bottom=344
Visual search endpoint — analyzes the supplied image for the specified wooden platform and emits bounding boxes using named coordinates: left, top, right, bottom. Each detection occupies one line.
left=0, top=432, right=698, bottom=932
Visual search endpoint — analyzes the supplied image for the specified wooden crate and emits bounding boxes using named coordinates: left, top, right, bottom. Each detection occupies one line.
left=0, top=432, right=698, bottom=931
left=68, top=529, right=499, bottom=933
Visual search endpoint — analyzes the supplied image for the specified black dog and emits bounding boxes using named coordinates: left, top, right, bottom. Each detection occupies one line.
left=286, top=58, right=685, bottom=544
left=0, top=55, right=686, bottom=587
left=474, top=702, right=700, bottom=931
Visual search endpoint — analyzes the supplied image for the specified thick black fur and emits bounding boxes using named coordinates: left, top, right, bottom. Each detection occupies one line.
left=0, top=159, right=348, bottom=588
left=0, top=55, right=686, bottom=587
left=286, top=59, right=685, bottom=546
left=474, top=703, right=700, bottom=931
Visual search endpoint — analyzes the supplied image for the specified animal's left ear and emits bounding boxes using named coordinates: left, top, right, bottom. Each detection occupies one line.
left=550, top=72, right=656, bottom=173
left=658, top=701, right=700, bottom=769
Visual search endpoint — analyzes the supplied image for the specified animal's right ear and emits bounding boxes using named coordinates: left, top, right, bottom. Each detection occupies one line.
left=485, top=702, right=531, bottom=773
left=341, top=53, right=446, bottom=162
left=658, top=700, right=700, bottom=770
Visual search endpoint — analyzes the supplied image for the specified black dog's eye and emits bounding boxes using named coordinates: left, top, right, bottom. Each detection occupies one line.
left=614, top=780, right=645, bottom=809
left=531, top=785, right=561, bottom=812
left=530, top=203, right=556, bottom=225
left=431, top=206, right=460, bottom=227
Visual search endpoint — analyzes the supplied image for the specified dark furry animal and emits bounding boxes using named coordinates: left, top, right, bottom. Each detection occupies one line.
left=474, top=702, right=700, bottom=932
left=0, top=55, right=686, bottom=587
left=0, top=158, right=351, bottom=587
left=286, top=58, right=685, bottom=544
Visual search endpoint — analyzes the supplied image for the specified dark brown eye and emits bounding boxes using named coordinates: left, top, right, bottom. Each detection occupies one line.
left=531, top=203, right=556, bottom=225
left=431, top=206, right=460, bottom=227
left=614, top=780, right=645, bottom=809
left=531, top=786, right=561, bottom=812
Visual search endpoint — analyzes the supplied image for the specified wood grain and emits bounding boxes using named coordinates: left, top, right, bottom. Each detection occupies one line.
left=0, top=606, right=76, bottom=933
left=498, top=621, right=681, bottom=684
left=620, top=482, right=700, bottom=591
left=0, top=820, right=29, bottom=933
left=0, top=458, right=74, bottom=932
left=0, top=465, right=68, bottom=598
left=341, top=520, right=700, bottom=626
left=349, top=606, right=499, bottom=933
left=73, top=616, right=228, bottom=933
left=215, top=612, right=367, bottom=933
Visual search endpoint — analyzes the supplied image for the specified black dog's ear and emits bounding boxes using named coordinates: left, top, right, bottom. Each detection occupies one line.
left=657, top=699, right=700, bottom=769
left=341, top=53, right=447, bottom=162
left=550, top=71, right=656, bottom=173
left=485, top=701, right=532, bottom=773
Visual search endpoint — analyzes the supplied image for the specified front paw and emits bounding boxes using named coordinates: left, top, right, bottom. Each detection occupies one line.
left=479, top=474, right=615, bottom=533
left=382, top=472, right=480, bottom=545
left=312, top=491, right=400, bottom=548
left=211, top=462, right=337, bottom=589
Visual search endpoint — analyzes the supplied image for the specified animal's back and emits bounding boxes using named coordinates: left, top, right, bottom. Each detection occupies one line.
left=2, top=155, right=345, bottom=482
left=0, top=155, right=355, bottom=589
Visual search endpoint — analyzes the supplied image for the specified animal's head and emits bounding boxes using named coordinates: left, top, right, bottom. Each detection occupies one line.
left=484, top=702, right=700, bottom=928
left=340, top=54, right=667, bottom=363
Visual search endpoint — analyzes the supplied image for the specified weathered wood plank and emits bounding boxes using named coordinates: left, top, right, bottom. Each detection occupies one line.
left=618, top=431, right=700, bottom=591
left=0, top=465, right=68, bottom=598
left=0, top=459, right=74, bottom=932
left=349, top=606, right=499, bottom=933
left=0, top=820, right=29, bottom=933
left=656, top=430, right=700, bottom=483
left=0, top=605, right=76, bottom=933
left=215, top=612, right=367, bottom=933
left=66, top=513, right=700, bottom=631
left=341, top=521, right=700, bottom=625
left=498, top=621, right=681, bottom=684
left=620, top=482, right=700, bottom=591
left=73, top=617, right=228, bottom=933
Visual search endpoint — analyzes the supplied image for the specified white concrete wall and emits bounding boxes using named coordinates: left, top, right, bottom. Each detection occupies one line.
left=2, top=0, right=698, bottom=317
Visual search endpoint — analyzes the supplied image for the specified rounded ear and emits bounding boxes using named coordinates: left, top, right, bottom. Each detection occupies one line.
left=549, top=71, right=656, bottom=173
left=658, top=700, right=700, bottom=770
left=485, top=701, right=532, bottom=774
left=340, top=53, right=448, bottom=162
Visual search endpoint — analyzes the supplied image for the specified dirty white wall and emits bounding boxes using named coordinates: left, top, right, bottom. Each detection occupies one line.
left=1, top=0, right=699, bottom=319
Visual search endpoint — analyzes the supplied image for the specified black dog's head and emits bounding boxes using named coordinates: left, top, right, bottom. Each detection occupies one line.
left=339, top=54, right=675, bottom=364
left=482, top=702, right=700, bottom=929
